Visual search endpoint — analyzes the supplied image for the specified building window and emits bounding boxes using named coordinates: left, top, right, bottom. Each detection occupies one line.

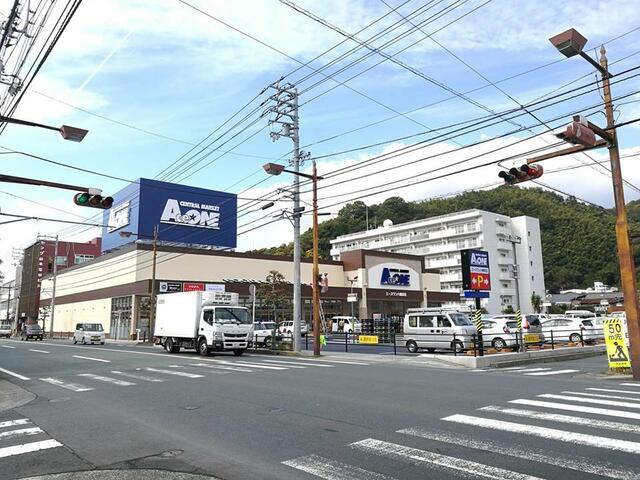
left=530, top=261, right=533, bottom=266
left=55, top=256, right=67, bottom=266
left=453, top=224, right=464, bottom=234
left=529, top=246, right=532, bottom=252
left=528, top=231, right=531, bottom=237
left=455, top=239, right=465, bottom=249
left=531, top=275, right=535, bottom=281
left=74, top=254, right=95, bottom=265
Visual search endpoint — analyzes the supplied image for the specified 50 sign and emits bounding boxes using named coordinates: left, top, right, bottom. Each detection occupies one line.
left=603, top=319, right=630, bottom=369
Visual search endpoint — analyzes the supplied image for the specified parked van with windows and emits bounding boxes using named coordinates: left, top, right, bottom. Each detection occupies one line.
left=403, top=308, right=476, bottom=353
left=73, top=323, right=105, bottom=345
left=331, top=316, right=361, bottom=333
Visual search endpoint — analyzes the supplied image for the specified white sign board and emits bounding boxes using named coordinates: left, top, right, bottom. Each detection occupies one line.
left=367, top=262, right=420, bottom=291
left=347, top=293, right=358, bottom=303
left=107, top=202, right=130, bottom=232
left=205, top=283, right=225, bottom=293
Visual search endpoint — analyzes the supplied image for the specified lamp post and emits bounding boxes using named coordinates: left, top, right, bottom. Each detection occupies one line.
left=0, top=115, right=88, bottom=141
left=263, top=161, right=325, bottom=355
left=119, top=226, right=159, bottom=342
left=549, top=28, right=640, bottom=379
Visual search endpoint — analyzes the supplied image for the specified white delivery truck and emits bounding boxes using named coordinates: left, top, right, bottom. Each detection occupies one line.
left=154, top=291, right=253, bottom=356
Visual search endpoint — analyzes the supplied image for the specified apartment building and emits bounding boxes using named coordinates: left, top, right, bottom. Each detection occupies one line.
left=330, top=210, right=546, bottom=314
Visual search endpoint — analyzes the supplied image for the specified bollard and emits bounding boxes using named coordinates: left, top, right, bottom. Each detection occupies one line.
left=345, top=332, right=348, bottom=352
left=472, top=333, right=477, bottom=357
left=580, top=326, right=585, bottom=347
left=550, top=329, right=554, bottom=350
left=305, top=332, right=309, bottom=350
left=453, top=333, right=457, bottom=357
left=393, top=330, right=397, bottom=355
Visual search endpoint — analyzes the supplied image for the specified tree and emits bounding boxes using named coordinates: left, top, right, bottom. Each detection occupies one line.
left=502, top=305, right=515, bottom=314
left=256, top=270, right=288, bottom=322
left=530, top=293, right=542, bottom=313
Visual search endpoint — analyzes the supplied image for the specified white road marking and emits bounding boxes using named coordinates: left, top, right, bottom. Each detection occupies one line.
left=39, top=378, right=94, bottom=392
left=561, top=390, right=640, bottom=402
left=351, top=438, right=543, bottom=480
left=1, top=345, right=16, bottom=349
left=283, top=454, right=397, bottom=480
left=588, top=387, right=640, bottom=395
left=0, top=419, right=30, bottom=429
left=442, top=414, right=640, bottom=454
left=28, top=349, right=50, bottom=354
left=189, top=363, right=253, bottom=373
left=77, top=373, right=135, bottom=386
left=167, top=364, right=228, bottom=375
left=480, top=405, right=640, bottom=434
left=0, top=367, right=30, bottom=380
left=0, top=439, right=63, bottom=458
left=274, top=356, right=370, bottom=366
left=510, top=398, right=640, bottom=420
left=0, top=427, right=43, bottom=440
left=523, top=369, right=580, bottom=376
left=517, top=368, right=552, bottom=373
left=539, top=393, right=640, bottom=409
left=144, top=367, right=203, bottom=378
left=111, top=371, right=165, bottom=382
left=213, top=360, right=287, bottom=371
left=621, top=383, right=640, bottom=388
left=261, top=359, right=334, bottom=368
left=399, top=426, right=639, bottom=480
left=494, top=366, right=529, bottom=371
left=72, top=355, right=110, bottom=363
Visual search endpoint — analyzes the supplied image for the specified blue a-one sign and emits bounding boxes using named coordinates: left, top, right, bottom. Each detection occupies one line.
left=102, top=178, right=237, bottom=252
left=380, top=267, right=411, bottom=286
left=469, top=251, right=489, bottom=267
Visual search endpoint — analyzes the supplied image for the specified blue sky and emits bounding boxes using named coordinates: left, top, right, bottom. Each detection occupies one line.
left=1, top=0, right=640, bottom=278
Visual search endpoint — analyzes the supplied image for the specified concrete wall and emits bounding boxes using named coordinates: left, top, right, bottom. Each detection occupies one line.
left=512, top=216, right=546, bottom=314
left=45, top=298, right=112, bottom=335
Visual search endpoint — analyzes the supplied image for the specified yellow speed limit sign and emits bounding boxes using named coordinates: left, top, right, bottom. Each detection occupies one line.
left=603, top=318, right=630, bottom=369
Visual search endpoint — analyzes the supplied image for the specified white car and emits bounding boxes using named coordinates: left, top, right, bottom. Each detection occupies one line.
left=278, top=321, right=308, bottom=336
left=403, top=308, right=476, bottom=353
left=73, top=323, right=106, bottom=345
left=481, top=318, right=519, bottom=351
left=0, top=321, right=11, bottom=338
left=331, top=316, right=362, bottom=333
left=252, top=321, right=276, bottom=347
left=541, top=317, right=600, bottom=344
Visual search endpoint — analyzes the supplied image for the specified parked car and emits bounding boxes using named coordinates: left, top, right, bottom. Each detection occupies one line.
left=403, top=308, right=476, bottom=353
left=0, top=321, right=11, bottom=338
left=491, top=314, right=545, bottom=345
left=564, top=310, right=596, bottom=320
left=252, top=321, right=276, bottom=347
left=278, top=320, right=308, bottom=336
left=330, top=316, right=361, bottom=333
left=541, top=317, right=600, bottom=344
left=21, top=323, right=43, bottom=341
left=73, top=323, right=105, bottom=345
left=481, top=318, right=519, bottom=351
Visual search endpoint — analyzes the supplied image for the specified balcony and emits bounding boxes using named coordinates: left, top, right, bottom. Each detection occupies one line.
left=495, top=226, right=512, bottom=237
left=441, top=272, right=462, bottom=282
left=500, top=288, right=516, bottom=296
left=497, top=255, right=512, bottom=265
left=499, top=272, right=513, bottom=281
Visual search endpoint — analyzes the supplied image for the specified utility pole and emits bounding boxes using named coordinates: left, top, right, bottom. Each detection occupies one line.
left=266, top=82, right=303, bottom=353
left=312, top=160, right=321, bottom=356
left=37, top=234, right=59, bottom=337
left=149, top=225, right=159, bottom=342
left=508, top=235, right=523, bottom=350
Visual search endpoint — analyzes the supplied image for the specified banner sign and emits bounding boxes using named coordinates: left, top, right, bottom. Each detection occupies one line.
left=461, top=249, right=491, bottom=291
left=358, top=335, right=379, bottom=345
left=205, top=284, right=225, bottom=292
left=183, top=282, right=205, bottom=292
left=159, top=281, right=182, bottom=293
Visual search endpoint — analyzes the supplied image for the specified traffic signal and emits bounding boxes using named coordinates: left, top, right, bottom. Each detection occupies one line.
left=498, top=164, right=543, bottom=185
left=73, top=192, right=114, bottom=209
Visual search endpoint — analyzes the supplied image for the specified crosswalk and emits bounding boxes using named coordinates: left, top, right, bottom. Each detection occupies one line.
left=471, top=366, right=581, bottom=377
left=0, top=416, right=63, bottom=462
left=282, top=381, right=640, bottom=479
left=31, top=356, right=370, bottom=394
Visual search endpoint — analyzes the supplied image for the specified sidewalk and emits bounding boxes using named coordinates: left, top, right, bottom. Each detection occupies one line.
left=0, top=379, right=35, bottom=412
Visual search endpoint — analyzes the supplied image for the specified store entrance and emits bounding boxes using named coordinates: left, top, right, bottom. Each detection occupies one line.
left=110, top=296, right=132, bottom=340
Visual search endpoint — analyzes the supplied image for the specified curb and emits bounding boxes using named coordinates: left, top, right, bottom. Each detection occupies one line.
left=21, top=469, right=221, bottom=480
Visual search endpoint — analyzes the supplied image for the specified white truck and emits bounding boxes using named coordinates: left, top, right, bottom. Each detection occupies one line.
left=154, top=291, right=253, bottom=356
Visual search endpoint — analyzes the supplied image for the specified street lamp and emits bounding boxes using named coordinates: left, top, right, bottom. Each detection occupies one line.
left=120, top=227, right=159, bottom=342
left=0, top=115, right=88, bottom=142
left=263, top=161, right=324, bottom=356
left=549, top=28, right=640, bottom=379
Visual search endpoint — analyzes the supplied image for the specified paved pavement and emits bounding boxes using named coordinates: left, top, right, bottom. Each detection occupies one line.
left=0, top=337, right=637, bottom=479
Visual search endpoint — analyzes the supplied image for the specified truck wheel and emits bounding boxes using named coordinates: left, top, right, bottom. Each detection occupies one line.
left=165, top=338, right=180, bottom=354
left=233, top=349, right=244, bottom=356
left=406, top=340, right=418, bottom=353
left=198, top=338, right=209, bottom=356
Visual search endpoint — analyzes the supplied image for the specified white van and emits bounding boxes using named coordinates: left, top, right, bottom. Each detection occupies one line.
left=403, top=308, right=476, bottom=353
left=331, top=316, right=361, bottom=333
left=73, top=323, right=105, bottom=345
left=565, top=310, right=596, bottom=319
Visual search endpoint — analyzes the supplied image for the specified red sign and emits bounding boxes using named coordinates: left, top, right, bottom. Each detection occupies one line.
left=183, top=282, right=205, bottom=292
left=470, top=272, right=491, bottom=290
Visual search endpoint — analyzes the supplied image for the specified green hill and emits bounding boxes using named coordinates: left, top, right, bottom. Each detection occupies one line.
left=251, top=186, right=640, bottom=292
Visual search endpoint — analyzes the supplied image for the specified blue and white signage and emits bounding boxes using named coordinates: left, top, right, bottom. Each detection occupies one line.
left=368, top=262, right=420, bottom=291
left=102, top=178, right=237, bottom=252
left=380, top=267, right=411, bottom=286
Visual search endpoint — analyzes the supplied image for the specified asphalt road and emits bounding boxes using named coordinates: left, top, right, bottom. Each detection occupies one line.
left=0, top=337, right=638, bottom=480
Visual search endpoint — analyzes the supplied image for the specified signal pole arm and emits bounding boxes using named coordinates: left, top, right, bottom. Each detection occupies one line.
left=0, top=174, right=91, bottom=192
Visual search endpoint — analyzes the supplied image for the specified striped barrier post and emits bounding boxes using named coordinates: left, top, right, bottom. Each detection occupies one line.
left=516, top=309, right=524, bottom=352
left=474, top=309, right=484, bottom=356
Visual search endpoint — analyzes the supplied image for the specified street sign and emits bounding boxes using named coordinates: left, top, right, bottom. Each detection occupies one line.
left=183, top=282, right=205, bottom=292
left=159, top=281, right=182, bottom=293
left=603, top=318, right=631, bottom=369
left=205, top=283, right=225, bottom=293
left=347, top=293, right=358, bottom=303
left=461, top=249, right=491, bottom=291
left=249, top=284, right=256, bottom=300
left=358, top=335, right=378, bottom=345
left=463, top=291, right=490, bottom=298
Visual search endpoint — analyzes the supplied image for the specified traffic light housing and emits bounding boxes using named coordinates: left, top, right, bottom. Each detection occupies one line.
left=73, top=192, right=113, bottom=209
left=498, top=164, right=543, bottom=185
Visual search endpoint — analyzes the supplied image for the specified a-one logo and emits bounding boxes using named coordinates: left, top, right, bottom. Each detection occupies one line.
left=380, top=267, right=410, bottom=286
left=470, top=251, right=488, bottom=267
left=108, top=202, right=130, bottom=232
left=160, top=199, right=220, bottom=229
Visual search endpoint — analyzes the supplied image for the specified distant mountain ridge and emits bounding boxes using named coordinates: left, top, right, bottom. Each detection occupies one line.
left=250, top=186, right=640, bottom=292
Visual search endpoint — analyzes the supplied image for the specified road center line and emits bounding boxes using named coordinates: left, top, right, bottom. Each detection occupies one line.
left=442, top=414, right=640, bottom=454
left=0, top=367, right=30, bottom=380
left=1, top=345, right=16, bottom=349
left=72, top=355, right=111, bottom=363
left=28, top=349, right=50, bottom=354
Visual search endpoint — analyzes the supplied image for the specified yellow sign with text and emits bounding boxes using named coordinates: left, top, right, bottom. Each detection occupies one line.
left=359, top=335, right=379, bottom=345
left=603, top=319, right=631, bottom=369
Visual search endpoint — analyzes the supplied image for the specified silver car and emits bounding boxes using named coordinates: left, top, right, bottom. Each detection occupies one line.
left=541, top=317, right=600, bottom=344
